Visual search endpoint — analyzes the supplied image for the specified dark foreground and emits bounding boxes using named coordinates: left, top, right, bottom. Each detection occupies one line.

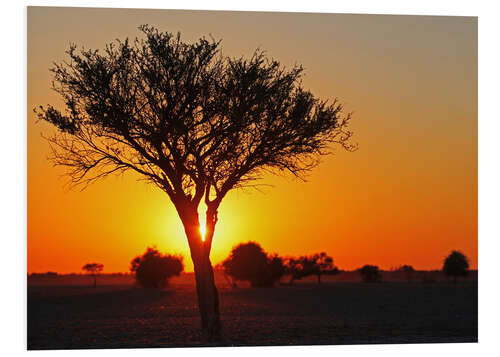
left=28, top=275, right=477, bottom=349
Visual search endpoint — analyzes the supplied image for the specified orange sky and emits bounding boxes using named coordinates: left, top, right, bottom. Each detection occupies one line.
left=27, top=7, right=477, bottom=273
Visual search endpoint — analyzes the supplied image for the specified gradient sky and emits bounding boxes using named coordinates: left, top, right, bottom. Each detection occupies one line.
left=27, top=7, right=477, bottom=273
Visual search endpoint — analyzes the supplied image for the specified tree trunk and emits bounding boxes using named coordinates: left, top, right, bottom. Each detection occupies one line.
left=178, top=202, right=222, bottom=342
left=93, top=275, right=96, bottom=287
left=317, top=274, right=321, bottom=284
left=192, top=252, right=221, bottom=341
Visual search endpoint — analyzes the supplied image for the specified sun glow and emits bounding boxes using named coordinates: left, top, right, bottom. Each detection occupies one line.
left=199, top=224, right=206, bottom=242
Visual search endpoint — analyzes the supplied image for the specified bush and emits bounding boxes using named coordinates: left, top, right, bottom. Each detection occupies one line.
left=359, top=264, right=381, bottom=283
left=130, top=247, right=184, bottom=288
left=396, top=264, right=416, bottom=282
left=222, top=242, right=285, bottom=287
left=442, top=250, right=469, bottom=283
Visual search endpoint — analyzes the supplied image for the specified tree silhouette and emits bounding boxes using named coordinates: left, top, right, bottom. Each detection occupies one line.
left=266, top=254, right=287, bottom=286
left=82, top=263, right=103, bottom=287
left=312, top=252, right=338, bottom=284
left=221, top=242, right=285, bottom=287
left=442, top=250, right=469, bottom=283
left=285, top=257, right=303, bottom=284
left=286, top=252, right=338, bottom=284
left=358, top=264, right=381, bottom=283
left=35, top=25, right=354, bottom=340
left=130, top=247, right=183, bottom=288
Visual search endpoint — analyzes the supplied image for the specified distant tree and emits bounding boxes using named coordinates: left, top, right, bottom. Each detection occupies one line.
left=313, top=252, right=338, bottom=283
left=82, top=263, right=104, bottom=287
left=285, top=257, right=304, bottom=284
left=442, top=250, right=469, bottom=283
left=266, top=254, right=287, bottom=285
left=130, top=247, right=184, bottom=288
left=222, top=242, right=285, bottom=287
left=285, top=252, right=338, bottom=284
left=34, top=25, right=355, bottom=340
left=359, top=264, right=381, bottom=283
left=396, top=264, right=416, bottom=283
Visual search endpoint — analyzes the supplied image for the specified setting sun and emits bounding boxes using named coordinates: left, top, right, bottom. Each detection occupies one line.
left=200, top=224, right=206, bottom=241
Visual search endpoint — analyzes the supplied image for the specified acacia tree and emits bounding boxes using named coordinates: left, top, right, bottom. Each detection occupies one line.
left=35, top=26, right=354, bottom=340
left=312, top=252, right=337, bottom=284
left=82, top=262, right=104, bottom=287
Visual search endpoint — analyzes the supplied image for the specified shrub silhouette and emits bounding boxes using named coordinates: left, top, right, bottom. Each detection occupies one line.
left=286, top=252, right=338, bottom=284
left=29, top=271, right=58, bottom=278
left=222, top=242, right=285, bottom=287
left=359, top=264, right=381, bottom=283
left=442, top=250, right=469, bottom=283
left=82, top=263, right=103, bottom=287
left=396, top=264, right=416, bottom=282
left=130, top=247, right=184, bottom=288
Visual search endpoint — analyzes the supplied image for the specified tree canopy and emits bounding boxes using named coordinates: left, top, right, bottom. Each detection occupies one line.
left=35, top=25, right=354, bottom=218
left=82, top=263, right=103, bottom=275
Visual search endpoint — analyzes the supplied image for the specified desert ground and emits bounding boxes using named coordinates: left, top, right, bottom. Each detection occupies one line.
left=27, top=271, right=477, bottom=349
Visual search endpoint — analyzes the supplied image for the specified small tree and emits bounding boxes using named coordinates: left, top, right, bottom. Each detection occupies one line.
left=359, top=264, right=381, bottom=283
left=442, top=250, right=469, bottom=283
left=82, top=263, right=104, bottom=287
left=396, top=264, right=416, bottom=283
left=130, top=247, right=184, bottom=288
left=285, top=252, right=337, bottom=284
left=222, top=242, right=285, bottom=287
left=313, top=252, right=338, bottom=284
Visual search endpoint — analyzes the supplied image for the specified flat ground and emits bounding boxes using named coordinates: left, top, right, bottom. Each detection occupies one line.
left=27, top=273, right=477, bottom=349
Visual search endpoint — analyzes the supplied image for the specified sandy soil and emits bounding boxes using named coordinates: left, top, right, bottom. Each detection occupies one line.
left=27, top=273, right=477, bottom=349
